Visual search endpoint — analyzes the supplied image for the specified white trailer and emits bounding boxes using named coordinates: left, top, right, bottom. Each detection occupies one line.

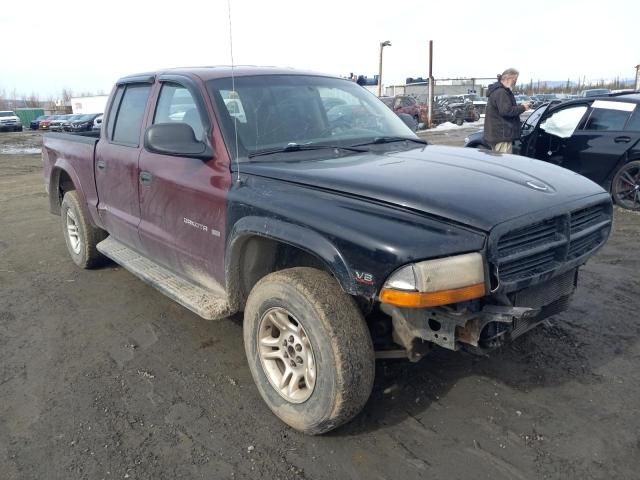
left=70, top=95, right=109, bottom=114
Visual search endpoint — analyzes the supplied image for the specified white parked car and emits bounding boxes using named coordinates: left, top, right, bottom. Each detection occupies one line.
left=0, top=111, right=23, bottom=132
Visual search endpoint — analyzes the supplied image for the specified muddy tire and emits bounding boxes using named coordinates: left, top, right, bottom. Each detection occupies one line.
left=243, top=267, right=375, bottom=435
left=611, top=160, right=640, bottom=210
left=61, top=191, right=107, bottom=268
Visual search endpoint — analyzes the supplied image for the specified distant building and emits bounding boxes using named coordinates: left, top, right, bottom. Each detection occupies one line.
left=71, top=95, right=109, bottom=114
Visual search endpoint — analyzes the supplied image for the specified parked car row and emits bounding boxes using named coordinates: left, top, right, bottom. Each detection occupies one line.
left=379, top=94, right=483, bottom=128
left=0, top=111, right=23, bottom=131
left=464, top=92, right=640, bottom=210
left=32, top=113, right=103, bottom=132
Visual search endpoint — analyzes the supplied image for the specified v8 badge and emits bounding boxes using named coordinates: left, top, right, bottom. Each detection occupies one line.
left=354, top=271, right=374, bottom=285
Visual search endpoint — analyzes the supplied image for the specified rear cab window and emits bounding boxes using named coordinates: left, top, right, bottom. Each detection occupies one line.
left=106, top=84, right=151, bottom=146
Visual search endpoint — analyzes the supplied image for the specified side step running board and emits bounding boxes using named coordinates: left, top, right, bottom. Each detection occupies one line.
left=97, top=237, right=232, bottom=320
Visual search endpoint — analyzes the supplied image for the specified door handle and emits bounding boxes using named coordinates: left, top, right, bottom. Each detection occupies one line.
left=614, top=136, right=631, bottom=143
left=96, top=160, right=106, bottom=170
left=139, top=171, right=153, bottom=185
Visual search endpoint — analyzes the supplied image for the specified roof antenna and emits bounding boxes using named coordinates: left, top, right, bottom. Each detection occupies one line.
left=227, top=0, right=241, bottom=185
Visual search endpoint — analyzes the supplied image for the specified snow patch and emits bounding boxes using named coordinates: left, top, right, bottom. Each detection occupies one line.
left=0, top=146, right=41, bottom=155
left=432, top=120, right=484, bottom=131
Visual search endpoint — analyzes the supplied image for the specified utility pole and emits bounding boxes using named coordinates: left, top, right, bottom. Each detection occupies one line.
left=378, top=40, right=391, bottom=97
left=635, top=65, right=640, bottom=91
left=427, top=40, right=434, bottom=129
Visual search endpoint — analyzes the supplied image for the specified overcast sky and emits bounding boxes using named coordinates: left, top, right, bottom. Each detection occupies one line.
left=2, top=0, right=638, bottom=98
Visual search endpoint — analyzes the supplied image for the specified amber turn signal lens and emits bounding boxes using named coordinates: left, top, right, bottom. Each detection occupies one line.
left=379, top=283, right=486, bottom=308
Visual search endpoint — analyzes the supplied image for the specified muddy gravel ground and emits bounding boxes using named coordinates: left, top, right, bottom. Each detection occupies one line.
left=1, top=130, right=639, bottom=479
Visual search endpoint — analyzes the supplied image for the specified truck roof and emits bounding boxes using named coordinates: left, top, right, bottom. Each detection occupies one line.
left=117, top=66, right=334, bottom=84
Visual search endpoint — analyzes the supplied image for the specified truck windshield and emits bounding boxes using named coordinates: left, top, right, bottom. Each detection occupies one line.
left=207, top=75, right=417, bottom=161
left=0, top=112, right=15, bottom=117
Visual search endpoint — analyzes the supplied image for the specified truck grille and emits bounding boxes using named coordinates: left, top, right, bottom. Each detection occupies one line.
left=494, top=201, right=611, bottom=284
left=570, top=204, right=606, bottom=234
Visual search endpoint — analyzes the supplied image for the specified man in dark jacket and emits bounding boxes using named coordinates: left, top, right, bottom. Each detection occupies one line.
left=485, top=68, right=531, bottom=153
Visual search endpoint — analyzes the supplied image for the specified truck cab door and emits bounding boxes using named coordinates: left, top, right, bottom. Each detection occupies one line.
left=95, top=81, right=153, bottom=251
left=137, top=76, right=231, bottom=291
left=558, top=101, right=639, bottom=185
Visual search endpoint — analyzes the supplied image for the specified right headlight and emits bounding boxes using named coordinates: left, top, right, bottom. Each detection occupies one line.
left=380, top=252, right=486, bottom=308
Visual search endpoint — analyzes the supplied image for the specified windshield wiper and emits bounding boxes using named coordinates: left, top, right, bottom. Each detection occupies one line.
left=351, top=136, right=428, bottom=147
left=247, top=142, right=368, bottom=158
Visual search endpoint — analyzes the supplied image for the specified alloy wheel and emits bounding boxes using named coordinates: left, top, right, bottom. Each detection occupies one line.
left=614, top=163, right=640, bottom=210
left=257, top=307, right=317, bottom=403
left=66, top=209, right=82, bottom=254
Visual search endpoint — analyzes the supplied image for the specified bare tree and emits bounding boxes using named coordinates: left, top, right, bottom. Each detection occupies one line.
left=60, top=88, right=73, bottom=106
left=27, top=92, right=40, bottom=108
left=10, top=88, right=19, bottom=109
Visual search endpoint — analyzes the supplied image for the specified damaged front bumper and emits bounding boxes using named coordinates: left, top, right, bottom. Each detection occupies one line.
left=380, top=269, right=577, bottom=361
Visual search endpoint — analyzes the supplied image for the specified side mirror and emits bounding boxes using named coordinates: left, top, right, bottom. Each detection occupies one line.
left=144, top=123, right=213, bottom=160
left=397, top=112, right=418, bottom=132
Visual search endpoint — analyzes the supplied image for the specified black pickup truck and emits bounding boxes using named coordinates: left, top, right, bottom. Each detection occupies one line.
left=43, top=67, right=612, bottom=434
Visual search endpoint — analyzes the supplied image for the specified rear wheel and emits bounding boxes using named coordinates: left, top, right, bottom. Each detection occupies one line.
left=243, top=267, right=375, bottom=435
left=61, top=191, right=108, bottom=268
left=612, top=161, right=640, bottom=210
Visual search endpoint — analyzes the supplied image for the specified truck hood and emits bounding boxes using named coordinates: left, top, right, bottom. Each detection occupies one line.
left=239, top=145, right=607, bottom=231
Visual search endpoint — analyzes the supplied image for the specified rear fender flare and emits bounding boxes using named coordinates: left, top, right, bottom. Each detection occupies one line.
left=49, top=161, right=87, bottom=216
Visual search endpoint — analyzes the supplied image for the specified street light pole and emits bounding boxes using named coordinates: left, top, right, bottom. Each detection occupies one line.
left=427, top=40, right=434, bottom=129
left=378, top=40, right=391, bottom=97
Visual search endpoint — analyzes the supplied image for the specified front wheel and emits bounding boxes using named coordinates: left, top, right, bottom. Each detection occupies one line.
left=243, top=267, right=375, bottom=435
left=611, top=160, right=640, bottom=210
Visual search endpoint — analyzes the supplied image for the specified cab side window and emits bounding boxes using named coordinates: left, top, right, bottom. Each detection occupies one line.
left=153, top=83, right=205, bottom=141
left=624, top=108, right=640, bottom=132
left=584, top=108, right=632, bottom=131
left=109, top=84, right=151, bottom=146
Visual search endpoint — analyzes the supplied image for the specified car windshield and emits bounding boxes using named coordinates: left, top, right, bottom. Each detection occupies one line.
left=0, top=112, right=15, bottom=117
left=78, top=114, right=94, bottom=121
left=207, top=75, right=417, bottom=161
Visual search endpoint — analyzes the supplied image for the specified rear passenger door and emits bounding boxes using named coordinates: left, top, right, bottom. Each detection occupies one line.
left=95, top=80, right=153, bottom=251
left=561, top=100, right=639, bottom=185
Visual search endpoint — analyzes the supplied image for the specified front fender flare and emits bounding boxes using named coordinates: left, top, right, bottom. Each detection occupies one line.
left=225, top=216, right=357, bottom=308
